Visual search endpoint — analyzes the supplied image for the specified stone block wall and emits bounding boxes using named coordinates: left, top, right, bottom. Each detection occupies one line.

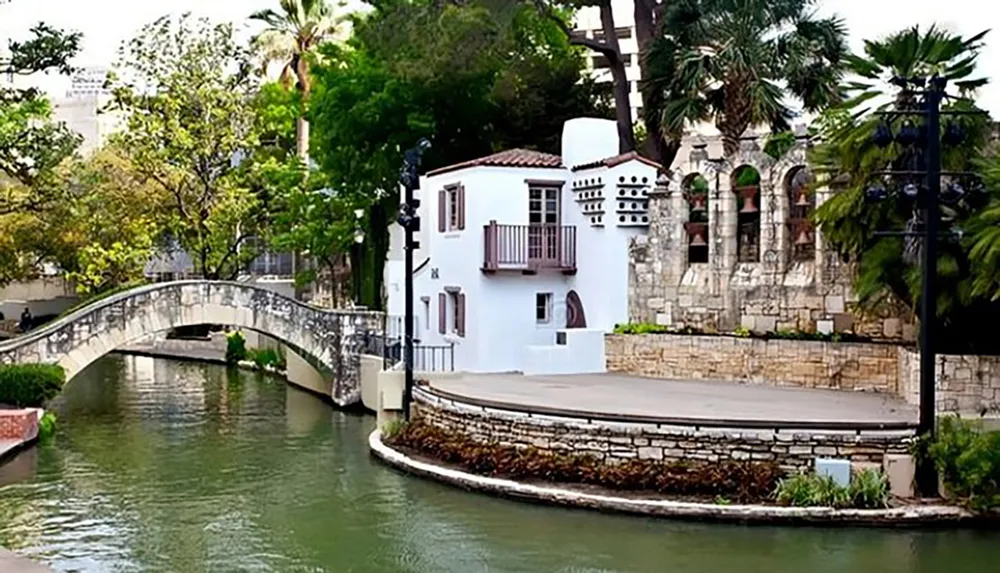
left=628, top=137, right=913, bottom=339
left=899, top=350, right=1000, bottom=415
left=413, top=388, right=913, bottom=472
left=606, top=334, right=901, bottom=393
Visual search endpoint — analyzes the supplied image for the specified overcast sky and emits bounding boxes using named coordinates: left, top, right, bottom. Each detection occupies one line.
left=2, top=0, right=998, bottom=113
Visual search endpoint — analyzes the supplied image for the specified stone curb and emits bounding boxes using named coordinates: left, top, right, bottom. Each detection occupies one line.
left=369, top=430, right=977, bottom=527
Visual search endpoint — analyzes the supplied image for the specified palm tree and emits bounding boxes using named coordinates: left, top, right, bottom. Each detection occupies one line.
left=812, top=26, right=991, bottom=345
left=649, top=0, right=848, bottom=156
left=250, top=0, right=348, bottom=160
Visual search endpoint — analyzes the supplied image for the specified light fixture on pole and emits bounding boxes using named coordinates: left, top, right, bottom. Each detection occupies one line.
left=398, top=138, right=431, bottom=419
left=863, top=75, right=987, bottom=498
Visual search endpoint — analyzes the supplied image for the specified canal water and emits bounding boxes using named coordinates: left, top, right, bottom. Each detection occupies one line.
left=0, top=355, right=998, bottom=573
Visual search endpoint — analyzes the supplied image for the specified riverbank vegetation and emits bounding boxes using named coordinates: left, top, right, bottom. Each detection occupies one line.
left=773, top=468, right=889, bottom=509
left=385, top=420, right=782, bottom=503
left=0, top=364, right=65, bottom=407
left=925, top=417, right=1000, bottom=510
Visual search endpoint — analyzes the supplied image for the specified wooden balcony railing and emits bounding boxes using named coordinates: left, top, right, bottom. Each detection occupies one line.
left=482, top=222, right=577, bottom=274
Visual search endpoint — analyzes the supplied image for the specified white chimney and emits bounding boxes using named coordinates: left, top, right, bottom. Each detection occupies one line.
left=561, top=118, right=620, bottom=169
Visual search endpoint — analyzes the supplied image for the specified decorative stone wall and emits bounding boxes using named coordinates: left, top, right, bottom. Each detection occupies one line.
left=606, top=334, right=902, bottom=393
left=628, top=135, right=914, bottom=339
left=899, top=350, right=1000, bottom=415
left=0, top=281, right=382, bottom=406
left=413, top=387, right=915, bottom=472
left=0, top=409, right=39, bottom=442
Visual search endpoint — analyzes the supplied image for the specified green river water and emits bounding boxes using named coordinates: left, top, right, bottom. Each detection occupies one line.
left=0, top=355, right=998, bottom=572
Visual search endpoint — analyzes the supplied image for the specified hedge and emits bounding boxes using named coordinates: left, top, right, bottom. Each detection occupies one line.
left=0, top=364, right=67, bottom=407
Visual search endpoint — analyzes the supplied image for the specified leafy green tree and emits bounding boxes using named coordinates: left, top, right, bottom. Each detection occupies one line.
left=108, top=15, right=267, bottom=280
left=0, top=23, right=81, bottom=212
left=812, top=25, right=995, bottom=351
left=251, top=0, right=349, bottom=160
left=309, top=0, right=609, bottom=307
left=648, top=0, right=848, bottom=156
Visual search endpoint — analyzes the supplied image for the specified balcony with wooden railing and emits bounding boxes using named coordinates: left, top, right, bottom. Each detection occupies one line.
left=482, top=221, right=577, bottom=275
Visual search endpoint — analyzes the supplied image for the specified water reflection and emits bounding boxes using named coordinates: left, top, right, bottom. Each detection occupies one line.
left=0, top=355, right=997, bottom=572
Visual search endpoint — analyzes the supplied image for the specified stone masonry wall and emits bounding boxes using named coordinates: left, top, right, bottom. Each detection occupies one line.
left=413, top=388, right=914, bottom=473
left=606, top=334, right=901, bottom=394
left=628, top=138, right=914, bottom=340
left=899, top=349, right=1000, bottom=416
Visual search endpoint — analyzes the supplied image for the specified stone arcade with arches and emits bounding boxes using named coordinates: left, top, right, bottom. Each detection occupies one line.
left=0, top=281, right=381, bottom=406
left=628, top=134, right=911, bottom=338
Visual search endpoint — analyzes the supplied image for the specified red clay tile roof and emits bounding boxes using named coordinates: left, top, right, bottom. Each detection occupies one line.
left=571, top=151, right=662, bottom=172
left=426, top=148, right=563, bottom=176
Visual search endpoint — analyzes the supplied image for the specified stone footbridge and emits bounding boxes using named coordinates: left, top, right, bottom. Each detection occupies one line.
left=0, top=281, right=381, bottom=406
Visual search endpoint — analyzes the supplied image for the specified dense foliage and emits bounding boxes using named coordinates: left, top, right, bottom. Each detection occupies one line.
left=225, top=331, right=248, bottom=364
left=645, top=0, right=848, bottom=156
left=812, top=26, right=997, bottom=352
left=386, top=420, right=783, bottom=502
left=0, top=363, right=66, bottom=407
left=308, top=0, right=611, bottom=306
left=927, top=417, right=1000, bottom=510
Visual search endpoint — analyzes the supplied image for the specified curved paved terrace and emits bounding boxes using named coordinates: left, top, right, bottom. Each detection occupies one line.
left=427, top=373, right=918, bottom=429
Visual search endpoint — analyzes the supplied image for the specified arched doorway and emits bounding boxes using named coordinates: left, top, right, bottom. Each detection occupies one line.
left=566, top=290, right=587, bottom=328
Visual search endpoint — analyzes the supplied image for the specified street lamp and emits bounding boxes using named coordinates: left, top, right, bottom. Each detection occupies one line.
left=353, top=208, right=365, bottom=307
left=863, top=75, right=987, bottom=498
left=398, top=138, right=431, bottom=419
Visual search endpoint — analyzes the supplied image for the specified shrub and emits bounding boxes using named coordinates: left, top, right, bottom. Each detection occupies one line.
left=225, top=331, right=247, bottom=364
left=928, top=417, right=1000, bottom=509
left=38, top=411, right=57, bottom=440
left=0, top=364, right=66, bottom=407
left=775, top=469, right=889, bottom=509
left=386, top=420, right=783, bottom=503
left=850, top=468, right=890, bottom=509
left=248, top=347, right=286, bottom=370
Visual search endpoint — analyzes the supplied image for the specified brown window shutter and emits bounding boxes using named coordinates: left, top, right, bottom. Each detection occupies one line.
left=457, top=293, right=466, bottom=337
left=458, top=185, right=466, bottom=230
left=438, top=293, right=447, bottom=334
left=438, top=190, right=446, bottom=232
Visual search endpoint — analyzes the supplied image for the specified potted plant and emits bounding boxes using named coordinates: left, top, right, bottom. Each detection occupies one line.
left=733, top=168, right=760, bottom=212
left=684, top=176, right=710, bottom=211
left=684, top=221, right=709, bottom=246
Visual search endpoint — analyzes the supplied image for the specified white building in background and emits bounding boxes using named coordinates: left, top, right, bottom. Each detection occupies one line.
left=572, top=0, right=643, bottom=117
left=52, top=67, right=120, bottom=155
left=384, top=118, right=659, bottom=374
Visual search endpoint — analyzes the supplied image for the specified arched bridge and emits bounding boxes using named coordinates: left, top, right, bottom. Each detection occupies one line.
left=0, top=281, right=381, bottom=406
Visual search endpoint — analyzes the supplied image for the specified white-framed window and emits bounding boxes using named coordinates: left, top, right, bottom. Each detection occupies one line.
left=422, top=297, right=430, bottom=332
left=439, top=289, right=465, bottom=337
left=536, top=292, right=553, bottom=324
left=438, top=185, right=465, bottom=232
left=448, top=187, right=460, bottom=230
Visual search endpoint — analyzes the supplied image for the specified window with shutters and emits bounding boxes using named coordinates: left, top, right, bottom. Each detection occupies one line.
left=438, top=184, right=465, bottom=232
left=439, top=288, right=465, bottom=337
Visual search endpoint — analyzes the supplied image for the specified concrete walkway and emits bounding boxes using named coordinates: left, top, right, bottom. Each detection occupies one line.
left=430, top=373, right=918, bottom=427
left=0, top=549, right=52, bottom=572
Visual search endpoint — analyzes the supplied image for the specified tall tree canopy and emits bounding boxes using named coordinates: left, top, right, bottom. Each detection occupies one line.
left=108, top=14, right=269, bottom=281
left=646, top=0, right=848, bottom=157
left=812, top=25, right=995, bottom=352
left=308, top=0, right=611, bottom=307
left=251, top=0, right=349, bottom=159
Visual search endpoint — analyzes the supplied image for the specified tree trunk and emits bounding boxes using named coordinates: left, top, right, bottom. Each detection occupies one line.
left=720, top=75, right=752, bottom=156
left=633, top=0, right=672, bottom=167
left=295, top=117, right=310, bottom=161
left=599, top=0, right=635, bottom=154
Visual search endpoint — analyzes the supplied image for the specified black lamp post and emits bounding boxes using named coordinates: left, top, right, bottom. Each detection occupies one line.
left=864, top=76, right=986, bottom=497
left=398, top=138, right=431, bottom=419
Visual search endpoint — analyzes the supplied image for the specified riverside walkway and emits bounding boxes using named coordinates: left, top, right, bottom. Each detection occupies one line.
left=428, top=373, right=917, bottom=428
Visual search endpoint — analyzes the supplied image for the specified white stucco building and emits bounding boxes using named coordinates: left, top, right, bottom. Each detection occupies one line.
left=52, top=67, right=120, bottom=156
left=385, top=118, right=659, bottom=374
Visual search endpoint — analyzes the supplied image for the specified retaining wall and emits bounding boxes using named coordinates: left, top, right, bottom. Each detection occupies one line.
left=413, top=387, right=914, bottom=472
left=606, top=334, right=900, bottom=393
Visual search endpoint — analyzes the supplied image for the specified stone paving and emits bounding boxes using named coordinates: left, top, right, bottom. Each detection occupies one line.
left=430, top=372, right=918, bottom=425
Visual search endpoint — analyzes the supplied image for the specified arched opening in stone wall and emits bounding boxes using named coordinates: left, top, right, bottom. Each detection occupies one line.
left=785, top=166, right=815, bottom=262
left=682, top=173, right=710, bottom=264
left=732, top=165, right=761, bottom=263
